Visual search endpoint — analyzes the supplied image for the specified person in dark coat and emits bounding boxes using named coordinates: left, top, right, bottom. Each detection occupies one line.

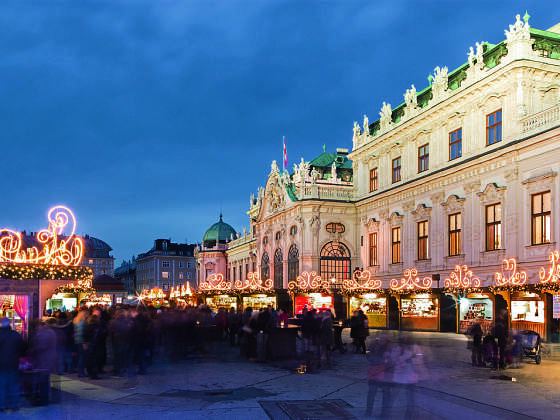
left=0, top=317, right=24, bottom=411
left=83, top=314, right=101, bottom=379
left=301, top=310, right=319, bottom=371
left=256, top=308, right=272, bottom=362
left=493, top=313, right=508, bottom=370
left=469, top=321, right=484, bottom=367
left=320, top=310, right=334, bottom=366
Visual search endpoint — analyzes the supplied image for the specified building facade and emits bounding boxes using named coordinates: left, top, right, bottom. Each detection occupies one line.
left=114, top=258, right=137, bottom=295
left=136, top=239, right=196, bottom=291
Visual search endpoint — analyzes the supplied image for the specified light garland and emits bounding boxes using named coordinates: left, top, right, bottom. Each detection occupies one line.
left=342, top=270, right=382, bottom=294
left=0, top=262, right=93, bottom=281
left=539, top=251, right=560, bottom=284
left=443, top=265, right=481, bottom=294
left=54, top=278, right=95, bottom=295
left=494, top=258, right=527, bottom=286
left=288, top=271, right=330, bottom=294
left=169, top=282, right=194, bottom=299
left=198, top=273, right=233, bottom=295
left=139, top=286, right=166, bottom=301
left=0, top=206, right=83, bottom=266
left=390, top=268, right=433, bottom=292
left=233, top=271, right=273, bottom=292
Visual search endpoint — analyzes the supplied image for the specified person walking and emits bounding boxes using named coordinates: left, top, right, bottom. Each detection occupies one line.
left=469, top=321, right=484, bottom=367
left=83, top=314, right=101, bottom=379
left=320, top=310, right=334, bottom=366
left=0, top=317, right=24, bottom=411
left=256, top=308, right=272, bottom=362
left=301, top=310, right=318, bottom=372
left=365, top=334, right=392, bottom=418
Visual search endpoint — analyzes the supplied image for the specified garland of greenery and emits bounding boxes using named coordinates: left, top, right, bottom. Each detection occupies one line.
left=0, top=262, right=93, bottom=281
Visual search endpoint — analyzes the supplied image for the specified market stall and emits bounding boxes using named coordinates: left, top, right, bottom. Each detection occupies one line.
left=535, top=251, right=560, bottom=340
left=511, top=292, right=545, bottom=337
left=288, top=271, right=333, bottom=316
left=342, top=270, right=386, bottom=328
left=0, top=295, right=28, bottom=336
left=198, top=273, right=239, bottom=310
left=169, top=282, right=198, bottom=306
left=235, top=272, right=277, bottom=310
left=391, top=268, right=438, bottom=331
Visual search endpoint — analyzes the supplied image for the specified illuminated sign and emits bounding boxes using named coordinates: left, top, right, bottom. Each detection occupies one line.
left=494, top=258, right=527, bottom=286
left=198, top=273, right=232, bottom=292
left=139, top=287, right=165, bottom=300
left=0, top=206, right=83, bottom=266
left=169, top=282, right=193, bottom=299
left=390, top=268, right=433, bottom=291
left=233, top=271, right=273, bottom=292
left=444, top=265, right=481, bottom=289
left=342, top=270, right=382, bottom=291
left=288, top=271, right=329, bottom=293
left=539, top=251, right=560, bottom=284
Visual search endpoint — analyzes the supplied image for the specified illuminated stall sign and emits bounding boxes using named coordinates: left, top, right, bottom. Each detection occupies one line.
left=444, top=265, right=481, bottom=293
left=342, top=270, right=382, bottom=292
left=1, top=206, right=83, bottom=266
left=539, top=251, right=560, bottom=285
left=287, top=271, right=329, bottom=294
left=491, top=258, right=527, bottom=292
left=390, top=268, right=433, bottom=292
left=233, top=272, right=273, bottom=292
left=198, top=273, right=232, bottom=293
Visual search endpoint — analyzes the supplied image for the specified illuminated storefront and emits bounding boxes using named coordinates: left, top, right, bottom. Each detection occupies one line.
left=511, top=292, right=545, bottom=336
left=288, top=271, right=334, bottom=316
left=0, top=295, right=29, bottom=337
left=343, top=270, right=386, bottom=328
left=205, top=294, right=238, bottom=310
left=242, top=294, right=277, bottom=310
left=458, top=294, right=493, bottom=335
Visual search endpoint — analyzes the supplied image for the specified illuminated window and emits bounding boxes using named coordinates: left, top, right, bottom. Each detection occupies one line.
left=320, top=242, right=351, bottom=288
left=448, top=213, right=462, bottom=256
left=392, top=157, right=401, bottom=183
left=88, top=259, right=94, bottom=265
left=162, top=271, right=169, bottom=279
left=326, top=222, right=345, bottom=233
left=418, top=144, right=429, bottom=173
left=179, top=272, right=184, bottom=279
left=369, top=167, right=378, bottom=192
left=417, top=221, right=428, bottom=260
left=187, top=272, right=192, bottom=279
left=369, top=232, right=378, bottom=266
left=274, top=248, right=283, bottom=288
left=486, top=109, right=502, bottom=145
left=391, top=227, right=401, bottom=264
left=449, top=128, right=462, bottom=160
left=532, top=191, right=551, bottom=245
left=288, top=245, right=299, bottom=282
left=486, top=203, right=502, bottom=251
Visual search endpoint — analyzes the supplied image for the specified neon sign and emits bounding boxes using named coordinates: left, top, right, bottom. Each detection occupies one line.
left=288, top=271, right=329, bottom=293
left=233, top=271, right=273, bottom=292
left=444, top=265, right=481, bottom=288
left=0, top=206, right=83, bottom=266
left=198, top=273, right=232, bottom=292
left=390, top=268, right=432, bottom=291
left=494, top=258, right=527, bottom=286
left=539, top=251, right=560, bottom=284
left=342, top=270, right=382, bottom=291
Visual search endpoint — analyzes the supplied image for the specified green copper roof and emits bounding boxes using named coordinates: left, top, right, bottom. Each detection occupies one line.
left=308, top=152, right=353, bottom=169
left=202, top=214, right=236, bottom=246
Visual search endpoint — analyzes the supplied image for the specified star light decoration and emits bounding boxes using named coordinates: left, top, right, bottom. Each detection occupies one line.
left=489, top=257, right=529, bottom=293
left=0, top=206, right=84, bottom=266
left=443, top=265, right=482, bottom=295
left=287, top=271, right=330, bottom=294
left=233, top=271, right=273, bottom=293
left=535, top=251, right=560, bottom=292
left=342, top=270, right=382, bottom=294
left=390, top=268, right=433, bottom=294
left=198, top=273, right=233, bottom=295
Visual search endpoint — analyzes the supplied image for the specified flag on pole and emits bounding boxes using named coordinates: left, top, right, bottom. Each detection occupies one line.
left=283, top=136, right=287, bottom=171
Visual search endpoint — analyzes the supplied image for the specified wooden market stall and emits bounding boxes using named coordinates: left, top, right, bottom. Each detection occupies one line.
left=342, top=270, right=387, bottom=328
left=288, top=271, right=334, bottom=316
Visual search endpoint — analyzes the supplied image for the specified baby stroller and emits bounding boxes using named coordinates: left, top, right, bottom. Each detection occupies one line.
left=517, top=330, right=542, bottom=365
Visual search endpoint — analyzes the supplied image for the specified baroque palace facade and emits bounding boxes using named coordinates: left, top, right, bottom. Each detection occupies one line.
left=198, top=15, right=560, bottom=337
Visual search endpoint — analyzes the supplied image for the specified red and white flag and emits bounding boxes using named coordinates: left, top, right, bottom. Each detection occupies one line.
left=283, top=136, right=287, bottom=171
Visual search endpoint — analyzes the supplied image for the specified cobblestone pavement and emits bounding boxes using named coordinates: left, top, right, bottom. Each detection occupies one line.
left=4, top=331, right=560, bottom=420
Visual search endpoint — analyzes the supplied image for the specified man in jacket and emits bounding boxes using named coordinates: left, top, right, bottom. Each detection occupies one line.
left=0, top=317, right=24, bottom=411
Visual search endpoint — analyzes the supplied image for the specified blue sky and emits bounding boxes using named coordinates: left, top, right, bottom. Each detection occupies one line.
left=2, top=1, right=559, bottom=264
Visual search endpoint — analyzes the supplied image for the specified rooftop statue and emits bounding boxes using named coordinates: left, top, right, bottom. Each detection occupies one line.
left=311, top=168, right=320, bottom=184
left=505, top=13, right=531, bottom=42
left=467, top=46, right=475, bottom=67
left=331, top=162, right=338, bottom=182
left=432, top=66, right=449, bottom=100
left=379, top=102, right=392, bottom=130
left=475, top=42, right=485, bottom=70
left=270, top=160, right=279, bottom=174
left=404, top=84, right=417, bottom=108
left=353, top=121, right=361, bottom=138
left=362, top=114, right=369, bottom=135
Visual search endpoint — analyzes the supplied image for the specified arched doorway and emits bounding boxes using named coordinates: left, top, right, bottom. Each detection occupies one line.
left=261, top=252, right=270, bottom=281
left=274, top=248, right=283, bottom=289
left=288, top=245, right=299, bottom=283
left=320, top=241, right=351, bottom=289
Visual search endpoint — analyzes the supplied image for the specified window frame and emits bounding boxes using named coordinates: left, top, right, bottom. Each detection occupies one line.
left=369, top=167, right=378, bottom=192
left=531, top=191, right=551, bottom=245
left=417, top=220, right=429, bottom=260
left=485, top=203, right=502, bottom=251
left=448, top=213, right=462, bottom=256
left=392, top=157, right=401, bottom=184
left=391, top=227, right=401, bottom=264
left=418, top=144, right=429, bottom=173
left=449, top=128, right=462, bottom=160
left=368, top=232, right=378, bottom=266
left=486, top=109, right=502, bottom=146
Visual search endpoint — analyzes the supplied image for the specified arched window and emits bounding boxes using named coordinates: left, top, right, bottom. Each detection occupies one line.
left=289, top=225, right=298, bottom=236
left=288, top=244, right=299, bottom=282
left=274, top=248, right=283, bottom=289
left=261, top=252, right=270, bottom=281
left=320, top=242, right=351, bottom=289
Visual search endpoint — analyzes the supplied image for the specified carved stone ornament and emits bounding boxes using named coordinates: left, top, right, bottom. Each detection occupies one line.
left=431, top=66, right=448, bottom=101
left=441, top=194, right=466, bottom=214
left=353, top=121, right=361, bottom=138
left=411, top=204, right=432, bottom=221
left=266, top=177, right=285, bottom=213
left=467, top=46, right=475, bottom=67
left=365, top=217, right=379, bottom=230
left=310, top=215, right=320, bottom=233
left=363, top=114, right=369, bottom=134
left=270, top=160, right=279, bottom=174
left=477, top=183, right=507, bottom=205
left=311, top=168, right=320, bottom=184
left=475, top=42, right=485, bottom=71
left=388, top=211, right=404, bottom=227
left=522, top=171, right=557, bottom=194
left=505, top=14, right=531, bottom=42
left=379, top=102, right=392, bottom=131
left=404, top=84, right=417, bottom=109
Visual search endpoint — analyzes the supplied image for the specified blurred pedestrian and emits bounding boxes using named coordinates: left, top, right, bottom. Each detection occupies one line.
left=469, top=321, right=484, bottom=367
left=320, top=310, right=334, bottom=366
left=277, top=308, right=289, bottom=327
left=365, top=334, right=392, bottom=418
left=301, top=309, right=318, bottom=371
left=0, top=317, right=24, bottom=411
left=256, top=308, right=272, bottom=362
left=83, top=314, right=101, bottom=379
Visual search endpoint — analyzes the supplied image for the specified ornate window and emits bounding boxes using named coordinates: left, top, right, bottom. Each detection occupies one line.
left=263, top=236, right=268, bottom=245
left=369, top=167, right=378, bottom=192
left=486, top=109, right=502, bottom=145
left=485, top=203, right=502, bottom=250
left=532, top=191, right=551, bottom=245
left=326, top=222, right=345, bottom=233
left=391, top=227, right=401, bottom=263
left=288, top=245, right=299, bottom=282
left=261, top=252, right=270, bottom=281
left=273, top=248, right=283, bottom=289
left=275, top=231, right=281, bottom=241
left=417, top=221, right=428, bottom=260
left=418, top=144, right=429, bottom=173
left=392, top=157, right=401, bottom=183
left=320, top=242, right=351, bottom=288
left=289, top=225, right=298, bottom=236
left=449, top=128, right=462, bottom=160
left=368, top=232, right=378, bottom=266
left=448, top=213, right=462, bottom=256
